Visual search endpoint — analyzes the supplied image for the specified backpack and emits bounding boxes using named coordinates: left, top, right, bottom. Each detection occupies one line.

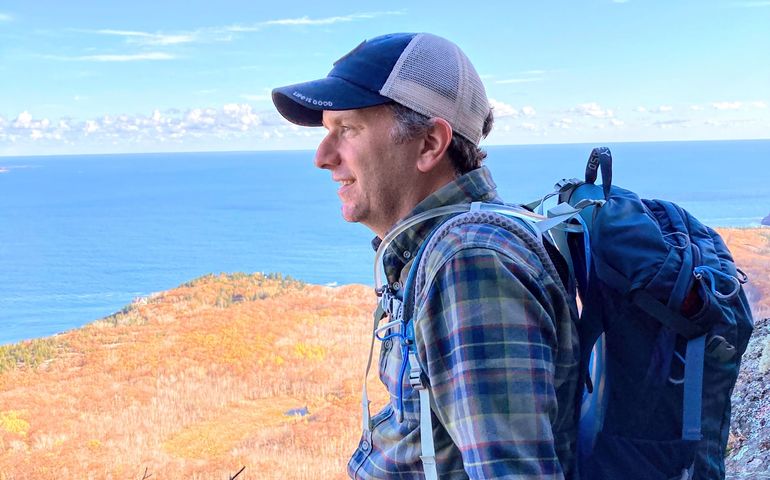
left=367, top=147, right=754, bottom=480
left=550, top=147, right=754, bottom=479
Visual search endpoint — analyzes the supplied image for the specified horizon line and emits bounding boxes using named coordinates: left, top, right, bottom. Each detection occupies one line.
left=2, top=137, right=769, bottom=160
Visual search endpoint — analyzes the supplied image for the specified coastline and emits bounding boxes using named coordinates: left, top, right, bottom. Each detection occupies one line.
left=0, top=228, right=768, bottom=477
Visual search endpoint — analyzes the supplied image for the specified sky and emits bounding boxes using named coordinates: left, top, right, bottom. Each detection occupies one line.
left=0, top=0, right=768, bottom=156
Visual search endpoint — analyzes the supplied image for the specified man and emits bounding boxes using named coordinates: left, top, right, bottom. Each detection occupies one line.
left=272, top=33, right=580, bottom=480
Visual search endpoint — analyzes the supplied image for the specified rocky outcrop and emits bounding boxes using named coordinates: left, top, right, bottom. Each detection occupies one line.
left=726, top=315, right=770, bottom=478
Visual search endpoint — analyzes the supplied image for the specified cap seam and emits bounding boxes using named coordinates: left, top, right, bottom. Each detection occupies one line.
left=380, top=33, right=423, bottom=100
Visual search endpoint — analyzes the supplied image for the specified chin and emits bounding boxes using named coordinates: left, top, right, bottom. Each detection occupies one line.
left=341, top=206, right=360, bottom=224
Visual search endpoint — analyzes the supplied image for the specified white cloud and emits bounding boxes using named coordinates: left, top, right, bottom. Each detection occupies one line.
left=702, top=100, right=767, bottom=111
left=520, top=122, right=537, bottom=131
left=489, top=99, right=519, bottom=118
left=573, top=102, right=614, bottom=118
left=610, top=119, right=625, bottom=127
left=653, top=119, right=690, bottom=129
left=223, top=103, right=260, bottom=130
left=690, top=105, right=704, bottom=111
left=612, top=0, right=630, bottom=3
left=14, top=111, right=33, bottom=128
left=228, top=11, right=403, bottom=32
left=225, top=24, right=263, bottom=33
left=63, top=52, right=176, bottom=62
left=1, top=104, right=276, bottom=147
left=91, top=29, right=198, bottom=46
left=0, top=12, right=12, bottom=21
left=712, top=101, right=743, bottom=110
left=263, top=11, right=402, bottom=26
left=69, top=11, right=402, bottom=63
left=521, top=106, right=537, bottom=117
left=84, top=120, right=99, bottom=134
left=704, top=118, right=758, bottom=128
left=185, top=108, right=217, bottom=126
left=77, top=26, right=236, bottom=46
left=649, top=105, right=673, bottom=114
left=551, top=118, right=573, bottom=129
left=635, top=105, right=672, bottom=114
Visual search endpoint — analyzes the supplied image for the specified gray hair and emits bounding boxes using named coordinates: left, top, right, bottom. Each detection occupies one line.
left=388, top=103, right=494, bottom=175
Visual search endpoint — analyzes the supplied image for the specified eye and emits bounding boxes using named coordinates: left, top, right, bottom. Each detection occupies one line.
left=337, top=124, right=355, bottom=137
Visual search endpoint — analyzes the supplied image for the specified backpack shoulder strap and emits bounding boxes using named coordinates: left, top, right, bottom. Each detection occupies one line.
left=400, top=206, right=572, bottom=480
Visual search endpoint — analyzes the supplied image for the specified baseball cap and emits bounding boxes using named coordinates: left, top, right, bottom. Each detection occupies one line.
left=271, top=32, right=490, bottom=145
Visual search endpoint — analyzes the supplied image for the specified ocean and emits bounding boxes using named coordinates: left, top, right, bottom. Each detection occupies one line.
left=1, top=140, right=768, bottom=345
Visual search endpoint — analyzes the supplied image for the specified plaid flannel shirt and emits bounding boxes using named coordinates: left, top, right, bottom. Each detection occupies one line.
left=348, top=166, right=580, bottom=480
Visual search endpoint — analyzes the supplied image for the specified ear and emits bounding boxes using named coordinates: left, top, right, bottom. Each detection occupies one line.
left=416, top=117, right=453, bottom=174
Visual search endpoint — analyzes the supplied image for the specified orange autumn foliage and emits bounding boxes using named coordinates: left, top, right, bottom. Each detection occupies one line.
left=0, top=273, right=384, bottom=479
left=0, top=229, right=768, bottom=479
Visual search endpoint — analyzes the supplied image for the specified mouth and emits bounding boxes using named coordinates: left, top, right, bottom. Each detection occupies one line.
left=335, top=178, right=355, bottom=194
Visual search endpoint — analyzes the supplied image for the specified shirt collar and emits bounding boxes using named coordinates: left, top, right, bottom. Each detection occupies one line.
left=373, top=165, right=502, bottom=285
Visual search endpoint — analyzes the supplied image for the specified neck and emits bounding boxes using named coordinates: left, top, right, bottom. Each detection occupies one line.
left=372, top=169, right=458, bottom=239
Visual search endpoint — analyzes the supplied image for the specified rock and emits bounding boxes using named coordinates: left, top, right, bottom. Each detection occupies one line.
left=726, top=316, right=770, bottom=476
left=763, top=214, right=770, bottom=226
left=760, top=340, right=770, bottom=375
left=284, top=406, right=309, bottom=417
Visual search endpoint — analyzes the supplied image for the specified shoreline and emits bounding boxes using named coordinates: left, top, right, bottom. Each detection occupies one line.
left=2, top=227, right=768, bottom=349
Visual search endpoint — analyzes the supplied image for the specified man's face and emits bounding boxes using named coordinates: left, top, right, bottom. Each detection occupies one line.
left=316, top=105, right=422, bottom=237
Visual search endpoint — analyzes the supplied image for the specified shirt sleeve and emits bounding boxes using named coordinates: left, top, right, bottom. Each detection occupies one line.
left=413, top=243, right=566, bottom=480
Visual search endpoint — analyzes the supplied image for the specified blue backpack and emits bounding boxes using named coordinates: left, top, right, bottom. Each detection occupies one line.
left=548, top=147, right=754, bottom=479
left=369, top=147, right=754, bottom=480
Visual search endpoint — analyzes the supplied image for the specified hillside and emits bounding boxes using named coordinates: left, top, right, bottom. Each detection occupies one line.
left=1, top=229, right=768, bottom=479
left=0, top=274, right=382, bottom=479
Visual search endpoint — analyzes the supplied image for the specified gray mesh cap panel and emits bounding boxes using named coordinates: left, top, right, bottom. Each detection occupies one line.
left=380, top=33, right=490, bottom=145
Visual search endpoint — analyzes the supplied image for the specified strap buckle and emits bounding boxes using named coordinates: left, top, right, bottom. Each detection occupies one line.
left=408, top=351, right=427, bottom=390
left=554, top=177, right=582, bottom=192
left=379, top=288, right=403, bottom=319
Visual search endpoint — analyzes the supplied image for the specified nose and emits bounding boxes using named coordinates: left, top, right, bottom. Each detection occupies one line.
left=314, top=132, right=340, bottom=170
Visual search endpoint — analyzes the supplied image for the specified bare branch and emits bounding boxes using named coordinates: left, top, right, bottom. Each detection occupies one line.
left=230, top=466, right=246, bottom=480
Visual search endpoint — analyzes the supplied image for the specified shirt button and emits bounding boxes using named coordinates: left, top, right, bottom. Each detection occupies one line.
left=384, top=339, right=393, bottom=350
left=403, top=250, right=412, bottom=259
left=392, top=281, right=402, bottom=291
left=361, top=440, right=371, bottom=452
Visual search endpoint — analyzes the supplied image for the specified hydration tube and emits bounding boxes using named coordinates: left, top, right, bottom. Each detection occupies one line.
left=373, top=203, right=549, bottom=290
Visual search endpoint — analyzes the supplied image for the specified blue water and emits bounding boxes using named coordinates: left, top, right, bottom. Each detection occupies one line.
left=1, top=140, right=768, bottom=345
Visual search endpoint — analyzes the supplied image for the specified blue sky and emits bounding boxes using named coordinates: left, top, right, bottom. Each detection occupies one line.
left=0, top=0, right=768, bottom=156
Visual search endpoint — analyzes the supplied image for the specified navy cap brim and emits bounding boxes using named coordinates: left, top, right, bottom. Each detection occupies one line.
left=272, top=76, right=391, bottom=127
